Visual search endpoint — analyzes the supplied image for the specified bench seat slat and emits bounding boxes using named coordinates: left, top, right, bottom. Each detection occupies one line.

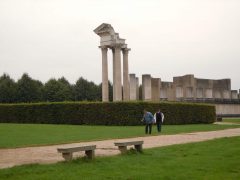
left=114, top=141, right=143, bottom=146
left=57, top=145, right=96, bottom=153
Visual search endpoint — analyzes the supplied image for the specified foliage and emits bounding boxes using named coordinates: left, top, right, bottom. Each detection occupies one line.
left=74, top=77, right=101, bottom=101
left=43, top=78, right=74, bottom=102
left=16, top=73, right=43, bottom=102
left=0, top=73, right=103, bottom=103
left=0, top=74, right=17, bottom=103
left=0, top=101, right=216, bottom=125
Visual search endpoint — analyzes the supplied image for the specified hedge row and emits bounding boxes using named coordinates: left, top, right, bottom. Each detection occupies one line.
left=0, top=101, right=216, bottom=125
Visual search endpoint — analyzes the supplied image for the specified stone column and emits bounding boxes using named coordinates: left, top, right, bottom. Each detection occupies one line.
left=122, top=48, right=130, bottom=101
left=112, top=48, right=116, bottom=101
left=136, top=77, right=139, bottom=100
left=101, top=46, right=109, bottom=102
left=129, top=74, right=136, bottom=100
left=151, top=78, right=160, bottom=101
left=113, top=46, right=122, bottom=101
left=142, top=74, right=152, bottom=101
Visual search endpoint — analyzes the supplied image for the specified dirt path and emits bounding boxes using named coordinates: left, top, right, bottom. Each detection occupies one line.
left=1, top=128, right=240, bottom=169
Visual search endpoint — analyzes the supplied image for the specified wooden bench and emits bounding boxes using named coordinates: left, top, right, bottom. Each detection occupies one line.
left=57, top=145, right=96, bottom=161
left=114, top=141, right=144, bottom=153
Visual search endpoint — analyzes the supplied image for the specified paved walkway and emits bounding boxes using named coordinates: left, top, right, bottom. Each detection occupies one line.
left=1, top=128, right=240, bottom=169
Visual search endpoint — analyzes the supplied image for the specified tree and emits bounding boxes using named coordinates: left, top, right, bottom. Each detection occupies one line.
left=0, top=74, right=17, bottom=103
left=16, top=73, right=43, bottom=102
left=43, top=78, right=73, bottom=102
left=74, top=77, right=101, bottom=101
left=58, top=77, right=74, bottom=101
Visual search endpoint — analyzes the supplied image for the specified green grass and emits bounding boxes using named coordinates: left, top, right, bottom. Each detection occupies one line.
left=0, top=136, right=240, bottom=180
left=223, top=118, right=240, bottom=124
left=0, top=123, right=239, bottom=148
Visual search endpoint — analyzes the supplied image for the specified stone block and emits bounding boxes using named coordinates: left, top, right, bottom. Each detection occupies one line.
left=151, top=78, right=161, bottom=101
left=142, top=74, right=152, bottom=101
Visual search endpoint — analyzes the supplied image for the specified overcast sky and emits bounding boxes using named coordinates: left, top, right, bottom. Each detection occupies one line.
left=0, top=0, right=240, bottom=90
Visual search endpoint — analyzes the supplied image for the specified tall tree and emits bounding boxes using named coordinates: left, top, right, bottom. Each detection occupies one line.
left=74, top=77, right=101, bottom=101
left=16, top=73, right=43, bottom=102
left=0, top=74, right=17, bottom=103
left=58, top=77, right=74, bottom=101
left=43, top=78, right=73, bottom=102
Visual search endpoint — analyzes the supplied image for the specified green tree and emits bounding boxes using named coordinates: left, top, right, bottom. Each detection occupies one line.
left=0, top=74, right=17, bottom=103
left=16, top=73, right=43, bottom=102
left=58, top=77, right=74, bottom=101
left=74, top=77, right=101, bottom=101
left=43, top=78, right=73, bottom=102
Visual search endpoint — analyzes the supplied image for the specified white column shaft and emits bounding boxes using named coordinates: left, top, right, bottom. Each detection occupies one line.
left=114, top=47, right=122, bottom=101
left=112, top=49, right=116, bottom=101
left=123, top=49, right=130, bottom=101
left=101, top=47, right=109, bottom=102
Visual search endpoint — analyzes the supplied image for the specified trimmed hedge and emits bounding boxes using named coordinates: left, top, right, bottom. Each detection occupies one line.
left=0, top=101, right=216, bottom=125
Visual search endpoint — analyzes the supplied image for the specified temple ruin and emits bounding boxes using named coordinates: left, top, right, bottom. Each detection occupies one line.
left=94, top=23, right=240, bottom=107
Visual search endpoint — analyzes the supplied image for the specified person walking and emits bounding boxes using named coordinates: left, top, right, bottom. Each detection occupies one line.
left=155, top=109, right=163, bottom=133
left=142, top=109, right=154, bottom=134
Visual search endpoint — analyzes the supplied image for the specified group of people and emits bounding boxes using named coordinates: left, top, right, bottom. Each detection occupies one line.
left=142, top=109, right=164, bottom=134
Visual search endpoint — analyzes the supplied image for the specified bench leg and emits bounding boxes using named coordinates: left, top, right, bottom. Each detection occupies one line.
left=62, top=152, right=73, bottom=161
left=134, top=144, right=143, bottom=152
left=118, top=146, right=127, bottom=153
left=85, top=150, right=95, bottom=159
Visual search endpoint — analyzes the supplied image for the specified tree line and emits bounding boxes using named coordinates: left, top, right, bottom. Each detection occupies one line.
left=0, top=73, right=113, bottom=103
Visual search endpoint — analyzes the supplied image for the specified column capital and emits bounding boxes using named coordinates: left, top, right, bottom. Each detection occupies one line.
left=111, top=44, right=124, bottom=50
left=122, top=48, right=131, bottom=54
left=99, top=46, right=108, bottom=50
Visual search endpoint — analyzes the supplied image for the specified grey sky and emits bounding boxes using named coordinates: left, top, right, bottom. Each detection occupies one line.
left=0, top=0, right=240, bottom=90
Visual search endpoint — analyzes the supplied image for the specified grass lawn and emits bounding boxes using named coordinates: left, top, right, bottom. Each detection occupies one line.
left=0, top=123, right=239, bottom=148
left=0, top=136, right=239, bottom=180
left=223, top=118, right=240, bottom=124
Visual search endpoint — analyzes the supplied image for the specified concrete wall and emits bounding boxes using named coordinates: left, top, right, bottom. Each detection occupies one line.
left=196, top=88, right=204, bottom=99
left=161, top=82, right=175, bottom=101
left=151, top=78, right=161, bottom=101
left=142, top=74, right=152, bottom=101
left=139, top=74, right=239, bottom=103
left=215, top=104, right=240, bottom=116
left=129, top=74, right=137, bottom=100
left=136, top=77, right=139, bottom=100
left=173, top=74, right=195, bottom=99
left=231, top=90, right=238, bottom=99
left=222, top=90, right=231, bottom=99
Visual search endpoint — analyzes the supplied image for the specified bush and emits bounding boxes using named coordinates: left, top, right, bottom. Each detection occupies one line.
left=0, top=101, right=216, bottom=125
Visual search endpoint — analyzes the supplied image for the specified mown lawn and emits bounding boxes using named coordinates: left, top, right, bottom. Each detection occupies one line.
left=0, top=136, right=239, bottom=180
left=223, top=118, right=240, bottom=124
left=0, top=123, right=239, bottom=148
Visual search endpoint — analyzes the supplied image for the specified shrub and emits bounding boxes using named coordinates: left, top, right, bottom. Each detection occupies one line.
left=0, top=101, right=216, bottom=125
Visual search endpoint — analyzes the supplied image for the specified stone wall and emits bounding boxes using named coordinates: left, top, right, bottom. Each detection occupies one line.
left=141, top=74, right=239, bottom=103
left=215, top=104, right=240, bottom=116
left=142, top=74, right=152, bottom=101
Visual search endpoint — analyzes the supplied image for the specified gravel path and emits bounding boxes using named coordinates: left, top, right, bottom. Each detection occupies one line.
left=1, top=128, right=240, bottom=169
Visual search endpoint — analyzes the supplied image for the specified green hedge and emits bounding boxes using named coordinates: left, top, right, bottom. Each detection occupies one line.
left=0, top=101, right=216, bottom=125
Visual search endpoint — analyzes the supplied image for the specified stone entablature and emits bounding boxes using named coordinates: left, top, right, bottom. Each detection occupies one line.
left=94, top=23, right=132, bottom=102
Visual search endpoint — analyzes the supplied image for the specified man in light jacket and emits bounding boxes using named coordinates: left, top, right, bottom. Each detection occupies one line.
left=142, top=109, right=154, bottom=134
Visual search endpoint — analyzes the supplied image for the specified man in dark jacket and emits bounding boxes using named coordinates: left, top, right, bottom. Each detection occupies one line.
left=156, top=109, right=163, bottom=133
